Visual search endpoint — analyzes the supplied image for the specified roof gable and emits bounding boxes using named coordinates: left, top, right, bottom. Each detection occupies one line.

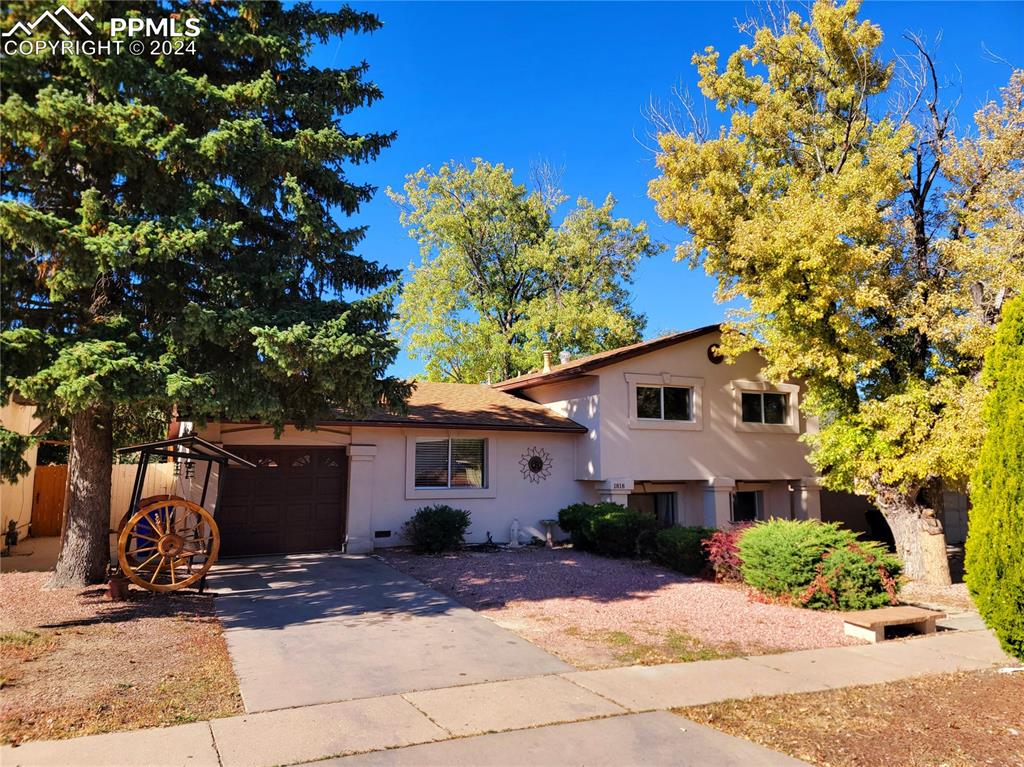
left=492, top=324, right=721, bottom=392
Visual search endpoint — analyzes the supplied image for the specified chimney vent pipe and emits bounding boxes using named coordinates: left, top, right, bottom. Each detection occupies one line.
left=542, top=350, right=552, bottom=373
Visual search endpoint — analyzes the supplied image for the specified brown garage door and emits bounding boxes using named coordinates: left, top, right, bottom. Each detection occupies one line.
left=217, top=446, right=348, bottom=557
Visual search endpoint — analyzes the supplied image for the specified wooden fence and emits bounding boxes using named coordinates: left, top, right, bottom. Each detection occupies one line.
left=26, top=462, right=178, bottom=536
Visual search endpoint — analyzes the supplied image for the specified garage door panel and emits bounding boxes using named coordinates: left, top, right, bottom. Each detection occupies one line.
left=315, top=476, right=345, bottom=494
left=285, top=452, right=313, bottom=470
left=217, top=447, right=347, bottom=556
left=217, top=505, right=250, bottom=526
left=255, top=474, right=283, bottom=493
left=223, top=533, right=281, bottom=558
left=290, top=476, right=323, bottom=496
left=318, top=452, right=343, bottom=469
left=311, top=505, right=339, bottom=524
left=251, top=503, right=282, bottom=525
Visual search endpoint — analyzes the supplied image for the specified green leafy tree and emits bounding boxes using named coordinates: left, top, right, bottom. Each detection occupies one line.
left=966, top=297, right=1024, bottom=660
left=649, top=0, right=1023, bottom=584
left=1, top=1, right=407, bottom=586
left=388, top=159, right=663, bottom=382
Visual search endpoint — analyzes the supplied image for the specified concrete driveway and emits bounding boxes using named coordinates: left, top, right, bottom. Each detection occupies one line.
left=208, top=553, right=570, bottom=712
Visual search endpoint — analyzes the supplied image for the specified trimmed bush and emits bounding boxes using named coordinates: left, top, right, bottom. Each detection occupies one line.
left=966, top=296, right=1024, bottom=661
left=797, top=540, right=901, bottom=610
left=585, top=504, right=658, bottom=558
left=739, top=520, right=847, bottom=595
left=703, top=524, right=751, bottom=582
left=653, top=527, right=715, bottom=576
left=402, top=505, right=471, bottom=553
left=557, top=503, right=596, bottom=550
left=557, top=502, right=657, bottom=558
left=739, top=519, right=901, bottom=610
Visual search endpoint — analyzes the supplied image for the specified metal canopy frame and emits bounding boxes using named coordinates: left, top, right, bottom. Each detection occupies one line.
left=114, top=433, right=255, bottom=585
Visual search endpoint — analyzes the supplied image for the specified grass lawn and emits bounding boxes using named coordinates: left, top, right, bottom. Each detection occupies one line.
left=677, top=670, right=1024, bottom=767
left=0, top=571, right=242, bottom=745
left=382, top=546, right=859, bottom=669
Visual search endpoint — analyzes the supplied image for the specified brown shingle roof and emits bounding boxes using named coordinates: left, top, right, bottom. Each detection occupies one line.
left=326, top=381, right=587, bottom=433
left=493, top=324, right=721, bottom=391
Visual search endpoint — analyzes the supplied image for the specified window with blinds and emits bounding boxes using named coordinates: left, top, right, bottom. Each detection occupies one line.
left=414, top=439, right=450, bottom=487
left=414, top=438, right=487, bottom=489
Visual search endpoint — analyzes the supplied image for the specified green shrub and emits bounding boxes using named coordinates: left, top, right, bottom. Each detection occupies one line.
left=557, top=502, right=657, bottom=557
left=653, top=527, right=715, bottom=576
left=739, top=519, right=847, bottom=596
left=739, top=519, right=901, bottom=610
left=586, top=505, right=658, bottom=558
left=966, top=296, right=1024, bottom=661
left=797, top=540, right=901, bottom=610
left=402, top=505, right=471, bottom=553
left=557, top=503, right=596, bottom=550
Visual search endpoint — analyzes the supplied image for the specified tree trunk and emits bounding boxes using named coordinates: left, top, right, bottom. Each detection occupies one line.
left=874, top=488, right=952, bottom=586
left=49, top=405, right=114, bottom=587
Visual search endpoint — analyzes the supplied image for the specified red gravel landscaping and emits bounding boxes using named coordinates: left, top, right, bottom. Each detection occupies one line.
left=381, top=547, right=861, bottom=669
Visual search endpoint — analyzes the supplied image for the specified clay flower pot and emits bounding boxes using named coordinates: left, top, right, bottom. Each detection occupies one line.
left=108, top=573, right=130, bottom=601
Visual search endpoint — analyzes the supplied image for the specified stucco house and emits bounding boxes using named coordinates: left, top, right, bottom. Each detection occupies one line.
left=182, top=324, right=829, bottom=556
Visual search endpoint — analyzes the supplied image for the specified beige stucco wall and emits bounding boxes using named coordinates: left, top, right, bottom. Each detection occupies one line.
left=349, top=426, right=592, bottom=547
left=197, top=420, right=593, bottom=551
left=0, top=401, right=42, bottom=541
left=520, top=378, right=601, bottom=479
left=520, top=330, right=817, bottom=484
left=207, top=421, right=353, bottom=448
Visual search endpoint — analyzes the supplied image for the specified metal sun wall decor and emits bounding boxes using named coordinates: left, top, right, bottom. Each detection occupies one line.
left=520, top=446, right=552, bottom=483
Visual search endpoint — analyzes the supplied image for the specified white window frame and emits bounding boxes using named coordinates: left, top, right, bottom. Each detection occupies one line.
left=731, top=380, right=800, bottom=434
left=626, top=373, right=703, bottom=431
left=405, top=431, right=497, bottom=500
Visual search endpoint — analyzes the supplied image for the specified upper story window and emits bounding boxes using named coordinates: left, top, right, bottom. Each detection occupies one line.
left=626, top=374, right=704, bottom=432
left=741, top=391, right=788, bottom=424
left=731, top=381, right=800, bottom=433
left=415, top=437, right=487, bottom=489
left=636, top=385, right=693, bottom=422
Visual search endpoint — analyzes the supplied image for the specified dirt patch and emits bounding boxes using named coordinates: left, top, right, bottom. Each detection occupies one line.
left=382, top=547, right=859, bottom=669
left=901, top=580, right=976, bottom=612
left=677, top=670, right=1024, bottom=767
left=0, top=571, right=242, bottom=744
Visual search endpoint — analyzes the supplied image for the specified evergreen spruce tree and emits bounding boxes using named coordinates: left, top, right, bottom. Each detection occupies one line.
left=1, top=2, right=407, bottom=586
left=965, top=297, right=1024, bottom=661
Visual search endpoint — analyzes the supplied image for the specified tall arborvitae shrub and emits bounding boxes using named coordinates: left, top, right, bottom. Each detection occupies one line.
left=966, top=297, right=1024, bottom=661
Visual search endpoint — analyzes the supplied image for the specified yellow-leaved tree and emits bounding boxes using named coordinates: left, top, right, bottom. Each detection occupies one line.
left=649, top=0, right=1023, bottom=584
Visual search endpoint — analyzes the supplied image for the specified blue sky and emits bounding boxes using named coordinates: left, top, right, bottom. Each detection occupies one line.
left=309, top=1, right=1024, bottom=378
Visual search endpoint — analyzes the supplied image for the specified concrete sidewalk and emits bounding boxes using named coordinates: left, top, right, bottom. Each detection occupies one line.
left=314, top=712, right=810, bottom=767
left=564, top=629, right=1012, bottom=711
left=2, top=629, right=1017, bottom=767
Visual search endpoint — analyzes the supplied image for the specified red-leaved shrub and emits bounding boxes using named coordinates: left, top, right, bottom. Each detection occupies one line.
left=702, top=523, right=752, bottom=582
